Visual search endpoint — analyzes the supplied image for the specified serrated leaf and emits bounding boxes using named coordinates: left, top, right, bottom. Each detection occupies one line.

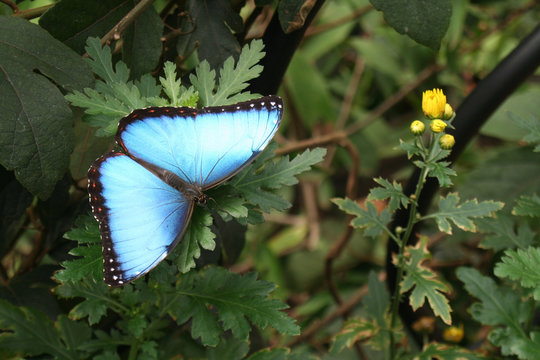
left=0, top=16, right=93, bottom=199
left=0, top=300, right=74, bottom=359
left=423, top=160, right=457, bottom=187
left=513, top=194, right=540, bottom=217
left=56, top=315, right=92, bottom=354
left=457, top=267, right=531, bottom=327
left=191, top=40, right=265, bottom=106
left=332, top=198, right=392, bottom=238
left=55, top=243, right=103, bottom=283
left=399, top=237, right=451, bottom=325
left=232, top=147, right=326, bottom=213
left=165, top=267, right=299, bottom=346
left=476, top=215, right=535, bottom=251
left=330, top=318, right=378, bottom=353
left=426, top=193, right=503, bottom=234
left=509, top=111, right=540, bottom=152
left=55, top=278, right=112, bottom=325
left=368, top=177, right=409, bottom=212
left=415, top=342, right=487, bottom=360
left=160, top=62, right=183, bottom=106
left=173, top=209, right=216, bottom=273
left=212, top=40, right=265, bottom=105
left=494, top=247, right=540, bottom=300
left=398, top=139, right=423, bottom=159
left=207, top=338, right=249, bottom=360
left=369, top=0, right=452, bottom=50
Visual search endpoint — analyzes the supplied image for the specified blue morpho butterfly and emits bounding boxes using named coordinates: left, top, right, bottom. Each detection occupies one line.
left=88, top=96, right=283, bottom=286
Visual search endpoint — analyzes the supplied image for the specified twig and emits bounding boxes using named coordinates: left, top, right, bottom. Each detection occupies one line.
left=287, top=271, right=386, bottom=347
left=101, top=0, right=156, bottom=46
left=345, top=63, right=443, bottom=136
left=305, top=5, right=372, bottom=38
left=322, top=55, right=365, bottom=168
left=1, top=0, right=18, bottom=13
left=300, top=181, right=320, bottom=250
left=10, top=4, right=54, bottom=19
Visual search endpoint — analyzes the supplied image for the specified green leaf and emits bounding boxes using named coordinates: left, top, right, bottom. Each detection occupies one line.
left=509, top=111, right=540, bottom=152
left=165, top=267, right=300, bottom=347
left=56, top=315, right=92, bottom=355
left=65, top=37, right=157, bottom=136
left=173, top=209, right=216, bottom=274
left=277, top=0, right=316, bottom=33
left=415, top=342, right=487, bottom=360
left=332, top=198, right=392, bottom=238
left=191, top=40, right=266, bottom=106
left=494, top=247, right=540, bottom=300
left=181, top=0, right=242, bottom=70
left=420, top=160, right=457, bottom=187
left=213, top=40, right=265, bottom=106
left=426, top=193, right=504, bottom=234
left=476, top=215, right=535, bottom=251
left=369, top=0, right=452, bottom=49
left=0, top=300, right=75, bottom=359
left=38, top=0, right=131, bottom=54
left=0, top=16, right=93, bottom=199
left=399, top=237, right=452, bottom=325
left=55, top=278, right=113, bottom=325
left=513, top=194, right=540, bottom=217
left=232, top=147, right=326, bottom=213
left=368, top=177, right=409, bottom=212
left=456, top=267, right=538, bottom=359
left=207, top=338, right=249, bottom=360
left=398, top=139, right=423, bottom=159
left=330, top=318, right=378, bottom=354
left=55, top=215, right=103, bottom=283
left=122, top=4, right=163, bottom=79
left=457, top=147, right=540, bottom=205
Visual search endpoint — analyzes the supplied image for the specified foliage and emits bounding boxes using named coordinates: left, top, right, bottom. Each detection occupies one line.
left=1, top=1, right=539, bottom=360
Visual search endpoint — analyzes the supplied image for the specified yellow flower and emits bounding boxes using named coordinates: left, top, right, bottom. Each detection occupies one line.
left=410, top=120, right=425, bottom=135
left=443, top=103, right=454, bottom=120
left=440, top=134, right=455, bottom=149
left=443, top=324, right=464, bottom=343
left=422, top=88, right=446, bottom=119
left=430, top=119, right=447, bottom=133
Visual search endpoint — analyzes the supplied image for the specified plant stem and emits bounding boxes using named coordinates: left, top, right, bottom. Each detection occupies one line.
left=388, top=162, right=429, bottom=360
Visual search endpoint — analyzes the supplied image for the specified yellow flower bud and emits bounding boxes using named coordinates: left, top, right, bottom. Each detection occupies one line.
left=443, top=324, right=464, bottom=343
left=443, top=103, right=454, bottom=120
left=422, top=88, right=446, bottom=119
left=439, top=134, right=455, bottom=149
left=410, top=120, right=425, bottom=135
left=430, top=119, right=447, bottom=133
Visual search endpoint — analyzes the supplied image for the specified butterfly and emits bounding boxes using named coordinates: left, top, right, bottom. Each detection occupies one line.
left=88, top=96, right=283, bottom=286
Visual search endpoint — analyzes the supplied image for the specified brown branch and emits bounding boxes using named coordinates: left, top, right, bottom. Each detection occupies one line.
left=101, top=0, right=156, bottom=46
left=274, top=131, right=348, bottom=156
left=305, top=5, right=372, bottom=38
left=287, top=271, right=386, bottom=347
left=1, top=0, right=18, bottom=13
left=10, top=4, right=54, bottom=19
left=345, top=63, right=443, bottom=136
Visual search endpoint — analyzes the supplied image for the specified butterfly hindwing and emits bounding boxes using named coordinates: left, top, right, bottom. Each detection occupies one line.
left=116, top=95, right=283, bottom=189
left=89, top=152, right=194, bottom=285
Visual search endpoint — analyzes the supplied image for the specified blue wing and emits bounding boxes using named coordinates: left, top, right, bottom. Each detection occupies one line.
left=116, top=95, right=283, bottom=189
left=88, top=152, right=193, bottom=286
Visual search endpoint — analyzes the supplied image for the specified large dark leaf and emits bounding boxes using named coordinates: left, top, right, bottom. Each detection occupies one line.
left=0, top=16, right=93, bottom=199
left=122, top=4, right=164, bottom=79
left=369, top=0, right=452, bottom=50
left=177, top=0, right=243, bottom=69
left=39, top=0, right=131, bottom=54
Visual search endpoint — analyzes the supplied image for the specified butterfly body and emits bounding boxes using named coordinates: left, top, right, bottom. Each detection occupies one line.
left=88, top=96, right=283, bottom=286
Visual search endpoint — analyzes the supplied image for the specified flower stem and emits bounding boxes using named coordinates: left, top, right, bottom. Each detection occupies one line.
left=388, top=164, right=429, bottom=360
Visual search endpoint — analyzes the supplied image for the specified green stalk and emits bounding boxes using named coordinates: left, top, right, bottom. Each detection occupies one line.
left=388, top=134, right=434, bottom=360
